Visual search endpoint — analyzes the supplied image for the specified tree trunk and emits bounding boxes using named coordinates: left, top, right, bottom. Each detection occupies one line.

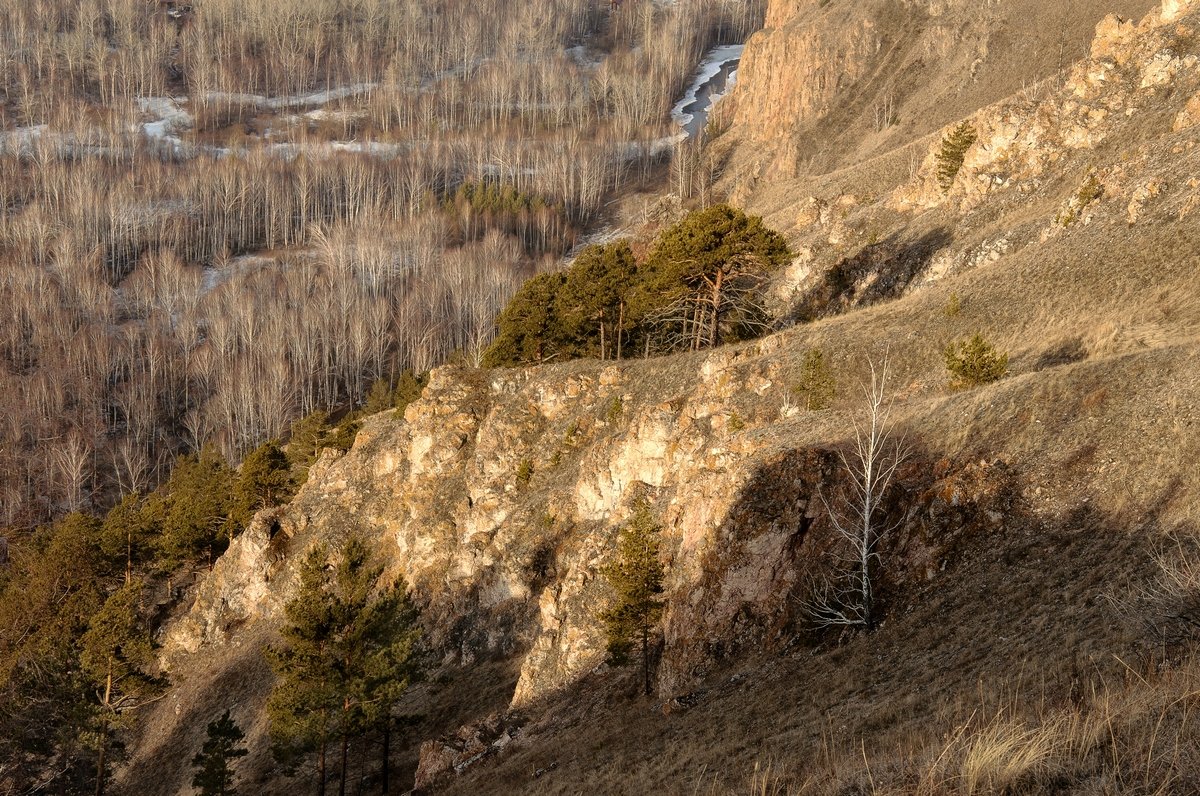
left=94, top=730, right=107, bottom=796
left=95, top=660, right=113, bottom=796
left=340, top=733, right=348, bottom=796
left=380, top=720, right=390, bottom=794
left=641, top=627, right=651, bottom=696
left=708, top=268, right=724, bottom=348
left=318, top=735, right=327, bottom=796
left=616, top=301, right=624, bottom=361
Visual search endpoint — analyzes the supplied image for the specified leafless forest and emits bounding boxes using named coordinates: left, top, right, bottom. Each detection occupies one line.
left=0, top=0, right=765, bottom=527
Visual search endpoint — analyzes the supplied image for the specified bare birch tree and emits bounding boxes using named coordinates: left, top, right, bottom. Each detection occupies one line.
left=809, top=356, right=908, bottom=631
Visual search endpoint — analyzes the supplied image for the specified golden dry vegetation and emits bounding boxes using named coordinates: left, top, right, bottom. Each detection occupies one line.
left=0, top=0, right=764, bottom=526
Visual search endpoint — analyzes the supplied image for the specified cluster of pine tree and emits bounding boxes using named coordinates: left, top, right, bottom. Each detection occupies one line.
left=483, top=204, right=791, bottom=367
left=267, top=539, right=422, bottom=796
left=0, top=388, right=401, bottom=793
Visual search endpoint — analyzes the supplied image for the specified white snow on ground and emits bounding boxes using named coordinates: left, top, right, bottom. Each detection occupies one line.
left=563, top=224, right=629, bottom=261
left=0, top=125, right=48, bottom=155
left=7, top=43, right=740, bottom=166
left=203, top=83, right=377, bottom=111
left=135, top=96, right=196, bottom=156
left=670, top=44, right=744, bottom=132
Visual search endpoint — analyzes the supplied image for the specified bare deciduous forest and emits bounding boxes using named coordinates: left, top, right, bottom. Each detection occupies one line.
left=0, top=0, right=765, bottom=526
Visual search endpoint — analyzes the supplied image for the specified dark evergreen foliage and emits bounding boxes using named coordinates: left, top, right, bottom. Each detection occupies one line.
left=229, top=439, right=293, bottom=529
left=266, top=538, right=422, bottom=795
left=192, top=710, right=249, bottom=796
left=944, top=333, right=1009, bottom=389
left=484, top=207, right=790, bottom=367
left=149, top=447, right=238, bottom=566
left=936, top=121, right=978, bottom=190
left=80, top=581, right=158, bottom=796
left=599, top=502, right=666, bottom=696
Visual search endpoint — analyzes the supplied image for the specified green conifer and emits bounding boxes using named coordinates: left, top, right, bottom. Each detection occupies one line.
left=287, top=410, right=332, bottom=482
left=230, top=439, right=293, bottom=529
left=936, top=121, right=978, bottom=190
left=634, top=204, right=791, bottom=350
left=600, top=502, right=665, bottom=696
left=794, top=349, right=837, bottom=410
left=944, top=333, right=1009, bottom=389
left=151, top=447, right=237, bottom=566
left=100, top=493, right=156, bottom=583
left=266, top=539, right=421, bottom=796
left=192, top=710, right=249, bottom=796
left=80, top=582, right=157, bottom=796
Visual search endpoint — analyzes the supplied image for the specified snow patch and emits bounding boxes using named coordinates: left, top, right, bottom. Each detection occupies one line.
left=0, top=125, right=48, bottom=155
left=203, top=83, right=377, bottom=111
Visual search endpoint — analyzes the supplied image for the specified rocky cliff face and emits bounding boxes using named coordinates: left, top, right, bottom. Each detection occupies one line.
left=165, top=355, right=820, bottom=699
left=729, top=0, right=1200, bottom=326
left=730, top=0, right=1157, bottom=181
left=141, top=341, right=1018, bottom=793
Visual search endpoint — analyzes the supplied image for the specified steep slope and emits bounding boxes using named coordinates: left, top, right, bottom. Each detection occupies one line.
left=728, top=0, right=1157, bottom=183
left=120, top=1, right=1200, bottom=793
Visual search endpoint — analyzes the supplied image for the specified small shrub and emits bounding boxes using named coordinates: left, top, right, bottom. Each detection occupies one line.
left=1058, top=172, right=1104, bottom=227
left=392, top=370, right=429, bottom=418
left=321, top=419, right=362, bottom=453
left=605, top=395, right=623, bottom=423
left=728, top=412, right=745, bottom=432
left=1077, top=172, right=1103, bottom=207
left=936, top=121, right=978, bottom=191
left=944, top=292, right=962, bottom=318
left=944, top=333, right=1008, bottom=389
left=793, top=349, right=836, bottom=410
left=516, top=458, right=534, bottom=485
left=363, top=379, right=395, bottom=415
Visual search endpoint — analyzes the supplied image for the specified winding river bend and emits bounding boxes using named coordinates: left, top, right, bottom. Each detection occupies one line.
left=3, top=44, right=747, bottom=159
left=673, top=44, right=744, bottom=138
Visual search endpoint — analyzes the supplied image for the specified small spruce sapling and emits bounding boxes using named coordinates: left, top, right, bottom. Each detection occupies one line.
left=600, top=501, right=665, bottom=696
left=192, top=710, right=249, bottom=796
left=794, top=349, right=837, bottom=411
left=944, top=333, right=1008, bottom=389
left=936, top=121, right=978, bottom=191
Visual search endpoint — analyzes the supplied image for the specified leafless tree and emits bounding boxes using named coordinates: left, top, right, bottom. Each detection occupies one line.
left=52, top=432, right=93, bottom=513
left=0, top=0, right=770, bottom=523
left=809, top=356, right=908, bottom=631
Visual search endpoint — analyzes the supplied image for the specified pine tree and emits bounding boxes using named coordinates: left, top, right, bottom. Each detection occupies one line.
left=633, top=204, right=791, bottom=351
left=600, top=502, right=666, bottom=696
left=266, top=539, right=421, bottom=796
left=150, top=447, right=237, bottom=567
left=100, top=493, right=156, bottom=584
left=482, top=271, right=568, bottom=367
left=390, top=370, right=428, bottom=419
left=230, top=439, right=293, bottom=530
left=287, top=410, right=332, bottom=484
left=80, top=582, right=157, bottom=796
left=0, top=513, right=108, bottom=793
left=192, top=710, right=249, bottom=796
left=555, top=241, right=639, bottom=361
left=794, top=349, right=837, bottom=411
left=944, top=333, right=1008, bottom=389
left=936, top=121, right=978, bottom=190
